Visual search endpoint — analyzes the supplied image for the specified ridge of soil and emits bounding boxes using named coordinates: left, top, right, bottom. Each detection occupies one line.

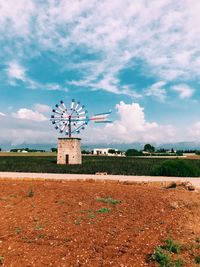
left=0, top=180, right=200, bottom=267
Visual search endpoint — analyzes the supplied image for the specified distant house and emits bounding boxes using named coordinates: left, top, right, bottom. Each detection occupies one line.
left=21, top=150, right=28, bottom=153
left=92, top=148, right=111, bottom=155
left=92, top=148, right=124, bottom=156
left=142, top=151, right=150, bottom=155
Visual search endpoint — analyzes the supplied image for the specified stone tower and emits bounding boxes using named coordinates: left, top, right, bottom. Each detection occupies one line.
left=57, top=138, right=82, bottom=165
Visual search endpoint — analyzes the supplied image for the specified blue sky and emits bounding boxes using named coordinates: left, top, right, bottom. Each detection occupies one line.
left=0, top=0, right=200, bottom=147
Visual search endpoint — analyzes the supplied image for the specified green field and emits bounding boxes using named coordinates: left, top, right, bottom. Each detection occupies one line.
left=0, top=152, right=56, bottom=157
left=0, top=155, right=200, bottom=176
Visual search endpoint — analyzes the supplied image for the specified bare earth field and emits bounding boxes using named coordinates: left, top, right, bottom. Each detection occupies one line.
left=0, top=180, right=200, bottom=267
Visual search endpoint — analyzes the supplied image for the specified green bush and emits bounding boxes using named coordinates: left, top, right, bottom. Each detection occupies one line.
left=151, top=159, right=200, bottom=177
left=126, top=149, right=143, bottom=156
left=176, top=151, right=183, bottom=156
left=152, top=246, right=184, bottom=267
left=161, top=239, right=181, bottom=254
left=195, top=255, right=200, bottom=264
left=152, top=247, right=171, bottom=267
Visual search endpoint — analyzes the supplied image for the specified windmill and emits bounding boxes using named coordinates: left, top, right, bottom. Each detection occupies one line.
left=51, top=99, right=112, bottom=137
left=50, top=99, right=112, bottom=164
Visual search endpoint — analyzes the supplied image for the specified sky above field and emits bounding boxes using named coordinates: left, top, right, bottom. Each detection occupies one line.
left=1, top=0, right=200, bottom=147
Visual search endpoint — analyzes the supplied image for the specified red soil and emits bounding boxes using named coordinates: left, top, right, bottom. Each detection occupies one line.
left=0, top=180, right=200, bottom=267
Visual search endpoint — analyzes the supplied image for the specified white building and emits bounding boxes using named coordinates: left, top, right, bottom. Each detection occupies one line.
left=92, top=148, right=124, bottom=156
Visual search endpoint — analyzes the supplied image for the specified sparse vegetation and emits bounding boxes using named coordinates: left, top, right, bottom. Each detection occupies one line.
left=27, top=188, right=34, bottom=197
left=96, top=197, right=121, bottom=205
left=55, top=199, right=65, bottom=205
left=35, top=220, right=44, bottom=230
left=0, top=256, right=4, bottom=265
left=196, top=237, right=200, bottom=243
left=35, top=224, right=44, bottom=230
left=166, top=182, right=177, bottom=189
left=37, top=234, right=46, bottom=239
left=174, top=259, right=184, bottom=267
left=15, top=227, right=22, bottom=234
left=0, top=180, right=199, bottom=266
left=96, top=207, right=111, bottom=213
left=151, top=247, right=171, bottom=266
left=161, top=239, right=181, bottom=254
left=152, top=245, right=184, bottom=267
left=195, top=255, right=200, bottom=264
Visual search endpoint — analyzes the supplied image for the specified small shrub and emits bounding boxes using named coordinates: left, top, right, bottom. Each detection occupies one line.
left=195, top=255, right=200, bottom=264
left=96, top=207, right=111, bottom=213
left=152, top=244, right=184, bottom=267
left=196, top=237, right=200, bottom=243
left=37, top=234, right=46, bottom=239
left=15, top=227, right=22, bottom=234
left=27, top=188, right=34, bottom=197
left=9, top=194, right=17, bottom=198
left=35, top=224, right=43, bottom=230
left=0, top=256, right=4, bottom=265
left=55, top=199, right=65, bottom=205
left=151, top=159, right=200, bottom=177
left=174, top=259, right=184, bottom=267
left=161, top=239, right=181, bottom=254
left=87, top=214, right=95, bottom=219
left=81, top=209, right=94, bottom=214
left=96, top=197, right=121, bottom=205
left=151, top=246, right=171, bottom=267
left=166, top=182, right=177, bottom=189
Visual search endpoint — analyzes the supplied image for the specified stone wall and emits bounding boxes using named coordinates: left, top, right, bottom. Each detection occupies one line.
left=57, top=138, right=82, bottom=165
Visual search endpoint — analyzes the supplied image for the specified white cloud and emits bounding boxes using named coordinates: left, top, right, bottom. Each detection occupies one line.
left=0, top=0, right=36, bottom=36
left=1, top=0, right=200, bottom=97
left=82, top=101, right=176, bottom=144
left=188, top=122, right=200, bottom=141
left=6, top=60, right=66, bottom=91
left=145, top=81, right=166, bottom=102
left=0, top=112, right=6, bottom=117
left=70, top=74, right=141, bottom=97
left=10, top=128, right=54, bottom=146
left=171, top=84, right=194, bottom=99
left=7, top=61, right=26, bottom=81
left=2, top=101, right=176, bottom=145
left=35, top=0, right=200, bottom=90
left=12, top=108, right=48, bottom=122
left=0, top=115, right=56, bottom=146
left=34, top=104, right=51, bottom=113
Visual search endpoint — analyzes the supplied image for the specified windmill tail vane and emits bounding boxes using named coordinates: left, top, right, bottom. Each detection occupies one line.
left=89, top=111, right=112, bottom=123
left=50, top=99, right=112, bottom=137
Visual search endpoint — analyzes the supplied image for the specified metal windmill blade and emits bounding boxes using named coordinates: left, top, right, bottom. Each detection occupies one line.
left=50, top=99, right=112, bottom=137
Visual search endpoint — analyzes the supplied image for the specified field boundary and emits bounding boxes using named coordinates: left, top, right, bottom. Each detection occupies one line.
left=0, top=172, right=200, bottom=188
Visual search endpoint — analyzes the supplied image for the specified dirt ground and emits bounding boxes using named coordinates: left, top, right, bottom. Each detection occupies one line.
left=0, top=180, right=200, bottom=267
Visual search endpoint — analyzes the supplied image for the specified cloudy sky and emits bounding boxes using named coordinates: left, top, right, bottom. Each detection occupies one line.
left=1, top=0, right=200, bottom=147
